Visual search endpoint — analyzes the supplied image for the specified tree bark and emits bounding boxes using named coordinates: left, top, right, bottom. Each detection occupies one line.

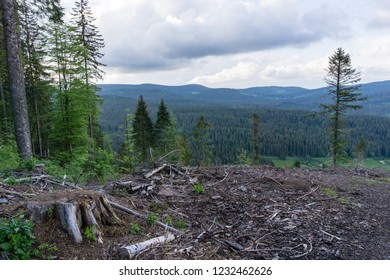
left=26, top=192, right=122, bottom=243
left=118, top=233, right=175, bottom=259
left=1, top=0, right=32, bottom=159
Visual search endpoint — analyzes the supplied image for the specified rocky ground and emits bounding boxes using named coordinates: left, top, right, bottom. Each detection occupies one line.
left=1, top=165, right=389, bottom=260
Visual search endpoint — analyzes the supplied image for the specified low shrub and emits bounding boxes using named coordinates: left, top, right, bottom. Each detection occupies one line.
left=0, top=215, right=36, bottom=260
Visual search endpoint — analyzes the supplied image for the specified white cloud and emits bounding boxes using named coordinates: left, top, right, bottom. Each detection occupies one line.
left=190, top=62, right=261, bottom=86
left=368, top=10, right=390, bottom=29
left=83, top=0, right=352, bottom=71
left=260, top=56, right=327, bottom=81
left=60, top=0, right=390, bottom=88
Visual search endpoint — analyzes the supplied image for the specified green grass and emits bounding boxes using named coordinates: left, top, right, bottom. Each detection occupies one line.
left=321, top=187, right=338, bottom=198
left=262, top=156, right=390, bottom=170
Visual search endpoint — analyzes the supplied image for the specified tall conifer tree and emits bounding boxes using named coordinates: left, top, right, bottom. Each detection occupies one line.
left=132, top=96, right=154, bottom=162
left=155, top=99, right=175, bottom=155
left=320, top=48, right=366, bottom=167
left=71, top=0, right=105, bottom=146
left=47, top=22, right=88, bottom=163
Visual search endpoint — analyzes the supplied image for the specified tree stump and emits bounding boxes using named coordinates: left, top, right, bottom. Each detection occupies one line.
left=26, top=191, right=121, bottom=243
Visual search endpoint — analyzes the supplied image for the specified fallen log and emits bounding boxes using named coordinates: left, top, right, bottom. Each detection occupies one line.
left=109, top=201, right=184, bottom=235
left=144, top=164, right=168, bottom=178
left=118, top=233, right=175, bottom=259
left=0, top=186, right=36, bottom=197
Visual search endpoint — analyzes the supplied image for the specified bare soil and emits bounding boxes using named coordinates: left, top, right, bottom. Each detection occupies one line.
left=1, top=165, right=390, bottom=260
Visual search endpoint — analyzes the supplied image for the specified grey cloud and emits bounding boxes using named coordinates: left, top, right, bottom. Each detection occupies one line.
left=98, top=0, right=352, bottom=71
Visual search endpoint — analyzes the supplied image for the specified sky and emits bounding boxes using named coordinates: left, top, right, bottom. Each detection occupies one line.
left=62, top=0, right=390, bottom=89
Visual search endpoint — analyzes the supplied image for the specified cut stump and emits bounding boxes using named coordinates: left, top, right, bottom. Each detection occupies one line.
left=26, top=191, right=121, bottom=243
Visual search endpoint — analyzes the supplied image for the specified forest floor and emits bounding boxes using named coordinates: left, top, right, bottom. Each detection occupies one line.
left=1, top=165, right=390, bottom=260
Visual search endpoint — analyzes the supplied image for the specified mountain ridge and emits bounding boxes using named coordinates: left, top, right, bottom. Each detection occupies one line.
left=98, top=80, right=390, bottom=116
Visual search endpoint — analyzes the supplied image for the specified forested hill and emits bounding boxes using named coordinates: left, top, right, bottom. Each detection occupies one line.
left=99, top=81, right=390, bottom=164
left=98, top=80, right=390, bottom=117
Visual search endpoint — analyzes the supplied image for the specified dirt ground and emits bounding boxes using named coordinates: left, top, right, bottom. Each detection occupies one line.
left=1, top=165, right=390, bottom=260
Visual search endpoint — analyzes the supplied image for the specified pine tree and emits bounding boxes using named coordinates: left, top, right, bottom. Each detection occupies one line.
left=320, top=48, right=366, bottom=167
left=194, top=115, right=212, bottom=166
left=132, top=96, right=154, bottom=162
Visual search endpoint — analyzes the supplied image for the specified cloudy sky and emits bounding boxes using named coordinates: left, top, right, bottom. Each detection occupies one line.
left=62, top=0, right=390, bottom=89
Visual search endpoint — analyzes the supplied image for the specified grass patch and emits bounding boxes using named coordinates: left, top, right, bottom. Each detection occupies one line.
left=192, top=183, right=205, bottom=195
left=130, top=223, right=141, bottom=235
left=321, top=187, right=338, bottom=198
left=147, top=213, right=158, bottom=226
left=174, top=219, right=187, bottom=229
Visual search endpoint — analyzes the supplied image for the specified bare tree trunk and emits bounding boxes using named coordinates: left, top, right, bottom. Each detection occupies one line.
left=1, top=0, right=32, bottom=159
left=0, top=78, right=9, bottom=135
left=33, top=89, right=43, bottom=157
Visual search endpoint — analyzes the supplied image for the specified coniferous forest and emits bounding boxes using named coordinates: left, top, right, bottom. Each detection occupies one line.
left=1, top=0, right=390, bottom=183
left=99, top=93, right=390, bottom=166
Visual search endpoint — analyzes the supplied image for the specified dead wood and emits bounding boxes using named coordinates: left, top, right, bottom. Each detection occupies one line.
left=296, top=186, right=320, bottom=201
left=57, top=202, right=84, bottom=243
left=109, top=200, right=184, bottom=235
left=157, top=149, right=179, bottom=163
left=118, top=233, right=175, bottom=259
left=0, top=186, right=35, bottom=197
left=207, top=170, right=229, bottom=187
left=145, top=164, right=168, bottom=178
left=320, top=229, right=342, bottom=241
left=26, top=193, right=121, bottom=243
left=261, top=175, right=283, bottom=186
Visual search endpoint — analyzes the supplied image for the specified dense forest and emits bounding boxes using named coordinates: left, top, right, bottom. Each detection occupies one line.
left=99, top=94, right=390, bottom=165
left=0, top=0, right=114, bottom=182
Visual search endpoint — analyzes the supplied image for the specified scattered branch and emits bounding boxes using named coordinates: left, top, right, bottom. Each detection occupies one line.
left=297, top=186, right=320, bottom=201
left=109, top=200, right=184, bottom=235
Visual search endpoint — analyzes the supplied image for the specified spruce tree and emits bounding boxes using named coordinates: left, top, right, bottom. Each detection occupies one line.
left=155, top=99, right=175, bottom=156
left=132, top=96, right=154, bottom=162
left=320, top=48, right=366, bottom=167
left=47, top=22, right=89, bottom=163
left=71, top=0, right=105, bottom=146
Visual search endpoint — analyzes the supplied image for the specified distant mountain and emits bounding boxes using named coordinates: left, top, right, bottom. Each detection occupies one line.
left=98, top=80, right=390, bottom=116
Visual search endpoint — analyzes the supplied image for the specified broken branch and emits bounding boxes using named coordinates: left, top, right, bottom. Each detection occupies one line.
left=108, top=200, right=184, bottom=235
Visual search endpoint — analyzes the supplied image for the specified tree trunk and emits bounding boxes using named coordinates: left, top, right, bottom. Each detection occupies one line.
left=1, top=0, right=32, bottom=159
left=26, top=192, right=122, bottom=243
